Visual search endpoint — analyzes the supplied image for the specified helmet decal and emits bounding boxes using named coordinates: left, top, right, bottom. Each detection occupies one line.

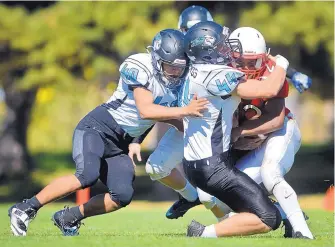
left=153, top=34, right=162, bottom=51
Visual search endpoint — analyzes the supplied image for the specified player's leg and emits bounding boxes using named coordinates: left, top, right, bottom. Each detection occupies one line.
left=184, top=153, right=281, bottom=238
left=51, top=154, right=135, bottom=236
left=49, top=128, right=107, bottom=236
left=261, top=118, right=313, bottom=239
left=235, top=147, right=288, bottom=220
left=197, top=188, right=228, bottom=222
left=145, top=127, right=200, bottom=219
left=78, top=154, right=135, bottom=217
left=8, top=127, right=102, bottom=236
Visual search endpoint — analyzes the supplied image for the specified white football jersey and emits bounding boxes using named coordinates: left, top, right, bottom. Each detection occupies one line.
left=180, top=64, right=244, bottom=161
left=105, top=53, right=179, bottom=137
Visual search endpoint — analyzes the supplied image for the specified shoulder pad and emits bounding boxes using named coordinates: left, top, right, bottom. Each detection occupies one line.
left=206, top=68, right=245, bottom=96
left=119, top=54, right=153, bottom=89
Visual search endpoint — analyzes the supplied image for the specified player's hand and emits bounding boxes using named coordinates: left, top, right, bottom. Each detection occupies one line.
left=290, top=72, right=312, bottom=93
left=184, top=94, right=209, bottom=117
left=128, top=143, right=142, bottom=168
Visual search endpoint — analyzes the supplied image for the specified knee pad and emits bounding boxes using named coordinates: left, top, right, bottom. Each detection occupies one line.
left=73, top=130, right=104, bottom=189
left=75, top=159, right=100, bottom=189
left=76, top=173, right=99, bottom=189
left=145, top=131, right=183, bottom=181
left=145, top=159, right=173, bottom=181
left=261, top=163, right=284, bottom=194
left=197, top=188, right=216, bottom=209
left=110, top=186, right=134, bottom=207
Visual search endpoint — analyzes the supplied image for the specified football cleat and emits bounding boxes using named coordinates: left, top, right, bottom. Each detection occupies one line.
left=186, top=220, right=205, bottom=237
left=51, top=206, right=83, bottom=236
left=8, top=200, right=37, bottom=236
left=283, top=211, right=310, bottom=238
left=293, top=231, right=314, bottom=239
left=166, top=196, right=201, bottom=219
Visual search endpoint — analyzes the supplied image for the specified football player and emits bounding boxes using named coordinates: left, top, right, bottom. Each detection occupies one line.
left=178, top=5, right=213, bottom=34
left=7, top=29, right=208, bottom=237
left=229, top=27, right=313, bottom=239
left=194, top=27, right=313, bottom=239
left=130, top=4, right=312, bottom=221
left=181, top=21, right=289, bottom=238
left=178, top=5, right=312, bottom=92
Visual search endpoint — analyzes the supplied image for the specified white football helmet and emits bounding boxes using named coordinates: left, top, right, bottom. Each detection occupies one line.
left=229, top=27, right=269, bottom=79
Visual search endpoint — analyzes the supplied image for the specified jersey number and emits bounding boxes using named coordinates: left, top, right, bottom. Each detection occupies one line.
left=216, top=71, right=239, bottom=93
left=121, top=63, right=139, bottom=82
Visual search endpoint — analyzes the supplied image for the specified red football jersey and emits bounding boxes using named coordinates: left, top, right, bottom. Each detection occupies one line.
left=238, top=59, right=291, bottom=121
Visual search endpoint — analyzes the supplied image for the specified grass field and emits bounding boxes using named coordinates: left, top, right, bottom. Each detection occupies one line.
left=0, top=201, right=333, bottom=247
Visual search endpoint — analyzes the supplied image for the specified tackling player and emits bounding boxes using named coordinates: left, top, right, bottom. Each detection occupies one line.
left=129, top=5, right=313, bottom=222
left=181, top=21, right=288, bottom=238
left=194, top=27, right=313, bottom=239
left=7, top=29, right=208, bottom=237
left=178, top=5, right=312, bottom=92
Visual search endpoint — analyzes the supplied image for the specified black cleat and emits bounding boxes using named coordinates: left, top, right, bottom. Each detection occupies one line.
left=293, top=231, right=314, bottom=239
left=51, top=206, right=83, bottom=236
left=187, top=220, right=205, bottom=237
left=283, top=211, right=310, bottom=238
left=166, top=196, right=201, bottom=219
left=283, top=219, right=293, bottom=238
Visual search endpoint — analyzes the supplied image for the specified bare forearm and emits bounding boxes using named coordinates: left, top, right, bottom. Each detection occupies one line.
left=238, top=117, right=282, bottom=137
left=139, top=104, right=186, bottom=121
left=237, top=56, right=288, bottom=99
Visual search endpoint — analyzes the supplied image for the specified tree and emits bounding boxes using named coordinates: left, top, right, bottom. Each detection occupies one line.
left=0, top=1, right=179, bottom=178
left=177, top=1, right=334, bottom=98
left=237, top=1, right=334, bottom=98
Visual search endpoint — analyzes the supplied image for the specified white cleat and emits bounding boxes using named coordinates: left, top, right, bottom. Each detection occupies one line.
left=9, top=208, right=30, bottom=236
left=8, top=202, right=37, bottom=236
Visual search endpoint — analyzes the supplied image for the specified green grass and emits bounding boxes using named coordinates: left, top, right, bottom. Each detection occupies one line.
left=0, top=203, right=333, bottom=247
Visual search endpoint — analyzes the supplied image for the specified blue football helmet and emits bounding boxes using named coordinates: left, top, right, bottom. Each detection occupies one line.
left=184, top=21, right=242, bottom=65
left=178, top=5, right=213, bottom=34
left=148, top=29, right=188, bottom=89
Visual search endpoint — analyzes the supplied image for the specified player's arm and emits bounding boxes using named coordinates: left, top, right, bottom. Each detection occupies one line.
left=234, top=98, right=285, bottom=137
left=134, top=87, right=208, bottom=120
left=235, top=55, right=289, bottom=99
left=120, top=57, right=208, bottom=121
left=269, top=54, right=312, bottom=93
left=131, top=119, right=183, bottom=145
